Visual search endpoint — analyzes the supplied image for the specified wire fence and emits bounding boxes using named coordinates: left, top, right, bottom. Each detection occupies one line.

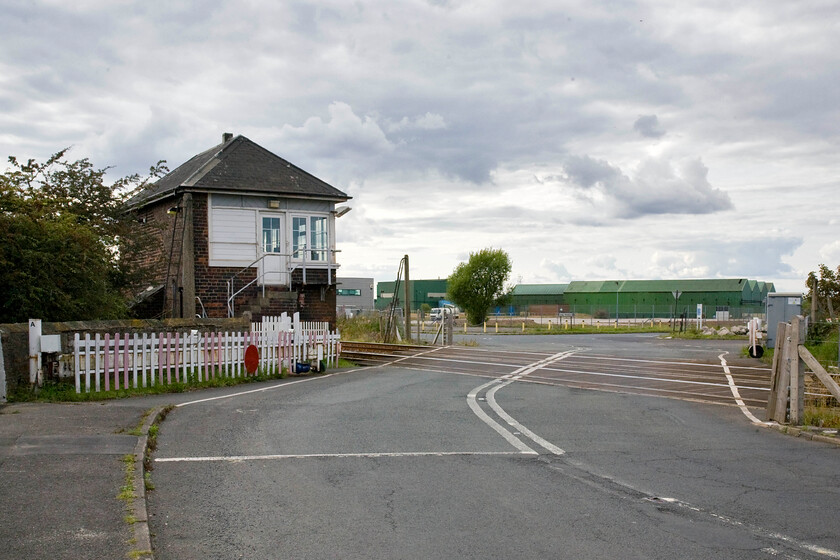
left=489, top=304, right=765, bottom=326
left=803, top=320, right=840, bottom=411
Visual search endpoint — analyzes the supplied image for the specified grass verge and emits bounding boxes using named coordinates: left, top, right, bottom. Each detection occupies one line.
left=11, top=368, right=293, bottom=403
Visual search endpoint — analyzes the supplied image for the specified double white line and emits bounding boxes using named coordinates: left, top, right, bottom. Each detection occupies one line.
left=467, top=350, right=577, bottom=456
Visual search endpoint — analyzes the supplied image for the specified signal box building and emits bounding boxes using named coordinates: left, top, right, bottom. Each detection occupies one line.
left=128, top=134, right=351, bottom=326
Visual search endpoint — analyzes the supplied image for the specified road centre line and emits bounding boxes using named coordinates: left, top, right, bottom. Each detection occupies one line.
left=467, top=379, right=538, bottom=454
left=156, top=451, right=533, bottom=463
left=485, top=351, right=575, bottom=455
left=467, top=351, right=577, bottom=455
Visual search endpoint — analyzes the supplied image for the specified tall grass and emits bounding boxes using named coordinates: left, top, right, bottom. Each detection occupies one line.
left=337, top=315, right=384, bottom=342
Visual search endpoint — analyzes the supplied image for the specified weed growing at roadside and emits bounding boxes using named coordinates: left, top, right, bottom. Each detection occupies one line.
left=143, top=471, right=154, bottom=491
left=803, top=406, right=840, bottom=429
left=117, top=454, right=136, bottom=527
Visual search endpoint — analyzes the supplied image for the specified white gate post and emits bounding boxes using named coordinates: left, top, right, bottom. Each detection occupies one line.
left=29, top=319, right=42, bottom=387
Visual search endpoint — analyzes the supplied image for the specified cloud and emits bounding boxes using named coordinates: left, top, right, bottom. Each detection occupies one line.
left=648, top=237, right=802, bottom=279
left=818, top=240, right=840, bottom=263
left=387, top=112, right=447, bottom=132
left=0, top=1, right=835, bottom=293
left=633, top=114, right=665, bottom=138
left=562, top=155, right=733, bottom=218
left=540, top=259, right=572, bottom=282
left=278, top=102, right=394, bottom=160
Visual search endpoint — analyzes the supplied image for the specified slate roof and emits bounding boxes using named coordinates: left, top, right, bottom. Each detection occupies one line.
left=129, top=135, right=350, bottom=207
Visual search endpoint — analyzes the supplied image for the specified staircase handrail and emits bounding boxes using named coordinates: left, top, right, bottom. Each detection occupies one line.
left=225, top=248, right=340, bottom=318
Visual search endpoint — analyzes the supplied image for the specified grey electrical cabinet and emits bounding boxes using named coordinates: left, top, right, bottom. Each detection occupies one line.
left=765, top=292, right=802, bottom=348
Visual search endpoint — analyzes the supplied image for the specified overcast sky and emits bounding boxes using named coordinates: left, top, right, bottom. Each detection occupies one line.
left=3, top=1, right=838, bottom=293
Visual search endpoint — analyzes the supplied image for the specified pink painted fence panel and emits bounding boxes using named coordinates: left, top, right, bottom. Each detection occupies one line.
left=73, top=326, right=340, bottom=394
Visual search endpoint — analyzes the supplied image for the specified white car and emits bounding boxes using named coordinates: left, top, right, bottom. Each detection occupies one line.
left=430, top=307, right=452, bottom=322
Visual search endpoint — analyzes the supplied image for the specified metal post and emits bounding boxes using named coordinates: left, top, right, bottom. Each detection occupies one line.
left=615, top=281, right=620, bottom=327
left=403, top=255, right=411, bottom=343
left=671, top=290, right=682, bottom=331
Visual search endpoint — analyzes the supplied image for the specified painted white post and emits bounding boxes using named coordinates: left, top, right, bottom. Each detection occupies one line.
left=74, top=333, right=81, bottom=393
left=28, top=319, right=42, bottom=386
left=141, top=333, right=149, bottom=388
left=94, top=333, right=102, bottom=392
left=84, top=333, right=92, bottom=392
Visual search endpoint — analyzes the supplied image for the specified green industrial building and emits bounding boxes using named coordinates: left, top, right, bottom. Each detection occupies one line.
left=375, top=279, right=449, bottom=310
left=376, top=277, right=774, bottom=319
left=562, top=279, right=774, bottom=319
left=499, top=284, right=570, bottom=315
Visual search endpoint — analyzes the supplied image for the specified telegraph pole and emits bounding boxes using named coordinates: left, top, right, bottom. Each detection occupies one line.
left=403, top=254, right=411, bottom=342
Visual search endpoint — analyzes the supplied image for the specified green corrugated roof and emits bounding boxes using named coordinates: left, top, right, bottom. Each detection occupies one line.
left=565, top=279, right=751, bottom=293
left=564, top=281, right=611, bottom=293
left=512, top=284, right=568, bottom=296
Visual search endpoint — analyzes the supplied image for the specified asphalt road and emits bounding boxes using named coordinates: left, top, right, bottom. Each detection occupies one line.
left=147, top=335, right=839, bottom=559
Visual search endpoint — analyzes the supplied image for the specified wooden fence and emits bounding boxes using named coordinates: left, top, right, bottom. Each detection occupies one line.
left=766, top=315, right=840, bottom=424
left=73, top=313, right=339, bottom=394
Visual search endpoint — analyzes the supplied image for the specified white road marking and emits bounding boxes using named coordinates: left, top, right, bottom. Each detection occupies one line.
left=485, top=351, right=575, bottom=455
left=467, top=379, right=538, bottom=454
left=667, top=493, right=840, bottom=559
left=718, top=353, right=775, bottom=426
left=176, top=373, right=345, bottom=407
left=541, top=365, right=770, bottom=392
left=467, top=351, right=576, bottom=455
left=177, top=346, right=447, bottom=407
left=156, top=451, right=533, bottom=463
left=572, top=353, right=770, bottom=372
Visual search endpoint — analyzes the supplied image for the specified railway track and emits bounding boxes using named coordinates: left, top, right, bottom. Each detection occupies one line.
left=340, top=341, right=431, bottom=365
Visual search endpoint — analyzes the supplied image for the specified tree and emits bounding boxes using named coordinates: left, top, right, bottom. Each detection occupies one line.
left=806, top=264, right=840, bottom=321
left=447, top=248, right=512, bottom=325
left=0, top=149, right=166, bottom=323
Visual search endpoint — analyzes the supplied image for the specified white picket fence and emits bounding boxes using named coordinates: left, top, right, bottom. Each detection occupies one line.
left=72, top=313, right=340, bottom=394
